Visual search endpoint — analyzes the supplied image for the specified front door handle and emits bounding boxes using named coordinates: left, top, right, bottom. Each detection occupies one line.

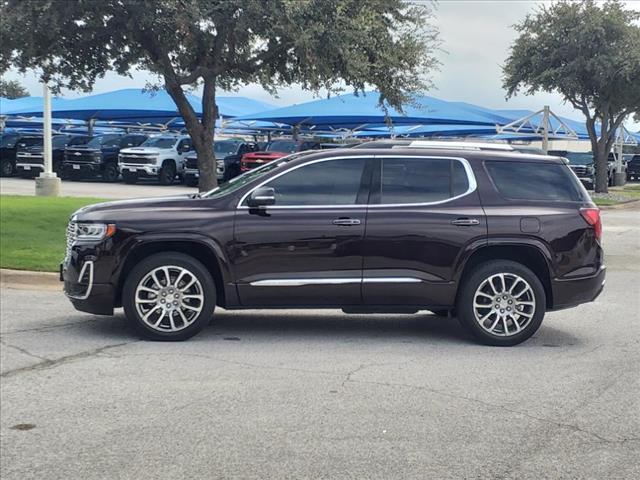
left=333, top=218, right=361, bottom=226
left=451, top=218, right=480, bottom=226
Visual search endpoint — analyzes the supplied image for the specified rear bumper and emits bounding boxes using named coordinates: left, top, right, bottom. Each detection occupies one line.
left=550, top=266, right=606, bottom=310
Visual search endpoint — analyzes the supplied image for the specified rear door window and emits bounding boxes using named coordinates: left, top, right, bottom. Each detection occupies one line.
left=485, top=161, right=586, bottom=202
left=378, top=157, right=470, bottom=204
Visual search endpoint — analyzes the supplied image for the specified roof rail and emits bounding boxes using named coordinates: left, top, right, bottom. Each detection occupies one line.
left=400, top=140, right=515, bottom=151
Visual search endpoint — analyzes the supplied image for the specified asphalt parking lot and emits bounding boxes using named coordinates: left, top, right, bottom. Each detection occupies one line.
left=1, top=205, right=639, bottom=479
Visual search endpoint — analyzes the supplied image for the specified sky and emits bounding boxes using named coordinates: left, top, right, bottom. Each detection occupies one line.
left=3, top=0, right=639, bottom=130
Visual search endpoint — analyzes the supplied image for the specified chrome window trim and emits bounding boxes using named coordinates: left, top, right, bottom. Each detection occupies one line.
left=249, top=277, right=423, bottom=287
left=236, top=155, right=476, bottom=210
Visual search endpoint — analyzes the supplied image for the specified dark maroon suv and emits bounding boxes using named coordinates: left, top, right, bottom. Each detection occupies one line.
left=61, top=142, right=605, bottom=346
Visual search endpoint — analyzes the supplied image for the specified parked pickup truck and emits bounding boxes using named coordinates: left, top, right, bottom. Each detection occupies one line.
left=16, top=134, right=90, bottom=177
left=1, top=132, right=43, bottom=177
left=626, top=154, right=640, bottom=182
left=118, top=134, right=194, bottom=185
left=239, top=139, right=321, bottom=172
left=183, top=139, right=257, bottom=186
left=63, top=133, right=148, bottom=182
left=563, top=152, right=595, bottom=190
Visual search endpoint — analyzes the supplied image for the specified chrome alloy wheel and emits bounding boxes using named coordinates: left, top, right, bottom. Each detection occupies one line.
left=472, top=273, right=536, bottom=337
left=134, top=266, right=204, bottom=332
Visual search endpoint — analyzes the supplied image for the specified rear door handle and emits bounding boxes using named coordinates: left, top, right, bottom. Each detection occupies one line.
left=451, top=218, right=480, bottom=226
left=333, top=218, right=361, bottom=226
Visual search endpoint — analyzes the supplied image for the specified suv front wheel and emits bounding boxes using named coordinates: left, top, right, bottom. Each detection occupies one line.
left=456, top=260, right=546, bottom=346
left=122, top=252, right=216, bottom=341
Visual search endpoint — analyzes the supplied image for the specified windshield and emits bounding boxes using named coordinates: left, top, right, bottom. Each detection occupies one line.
left=52, top=136, right=70, bottom=148
left=202, top=155, right=299, bottom=199
left=267, top=140, right=298, bottom=153
left=141, top=137, right=177, bottom=149
left=86, top=135, right=121, bottom=148
left=214, top=141, right=240, bottom=158
left=0, top=134, right=19, bottom=148
left=565, top=153, right=594, bottom=165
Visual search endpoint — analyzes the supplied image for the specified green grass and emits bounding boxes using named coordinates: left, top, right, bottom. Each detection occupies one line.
left=592, top=198, right=620, bottom=206
left=0, top=195, right=107, bottom=271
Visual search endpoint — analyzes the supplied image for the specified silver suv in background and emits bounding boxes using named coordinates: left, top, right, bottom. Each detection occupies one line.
left=118, top=134, right=194, bottom=185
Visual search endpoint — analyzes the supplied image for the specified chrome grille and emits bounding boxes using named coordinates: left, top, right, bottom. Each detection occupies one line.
left=185, top=157, right=198, bottom=169
left=66, top=221, right=78, bottom=259
left=569, top=165, right=587, bottom=176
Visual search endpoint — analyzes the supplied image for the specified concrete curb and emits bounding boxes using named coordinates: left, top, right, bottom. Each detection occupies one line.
left=0, top=268, right=61, bottom=289
left=599, top=199, right=640, bottom=210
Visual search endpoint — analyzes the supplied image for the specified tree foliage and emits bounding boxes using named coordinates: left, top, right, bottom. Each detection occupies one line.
left=0, top=0, right=439, bottom=190
left=503, top=0, right=640, bottom=192
left=0, top=79, right=29, bottom=99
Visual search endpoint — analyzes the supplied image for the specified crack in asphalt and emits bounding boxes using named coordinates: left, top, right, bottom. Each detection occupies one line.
left=0, top=341, right=138, bottom=379
left=0, top=339, right=51, bottom=363
left=99, top=350, right=638, bottom=446
left=0, top=317, right=104, bottom=336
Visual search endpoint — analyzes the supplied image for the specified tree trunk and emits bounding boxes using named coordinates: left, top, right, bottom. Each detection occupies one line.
left=594, top=138, right=609, bottom=193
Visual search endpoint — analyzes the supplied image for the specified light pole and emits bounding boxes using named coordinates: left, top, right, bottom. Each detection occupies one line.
left=35, top=82, right=61, bottom=196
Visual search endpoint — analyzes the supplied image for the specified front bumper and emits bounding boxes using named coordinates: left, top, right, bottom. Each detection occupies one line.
left=62, top=162, right=102, bottom=174
left=550, top=266, right=606, bottom=310
left=119, top=163, right=160, bottom=176
left=61, top=245, right=117, bottom=316
left=16, top=163, right=44, bottom=173
left=184, top=167, right=199, bottom=179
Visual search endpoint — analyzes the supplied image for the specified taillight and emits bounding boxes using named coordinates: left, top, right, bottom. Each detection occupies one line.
left=580, top=207, right=602, bottom=241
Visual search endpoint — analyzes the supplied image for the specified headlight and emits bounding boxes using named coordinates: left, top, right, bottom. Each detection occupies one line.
left=76, top=223, right=116, bottom=241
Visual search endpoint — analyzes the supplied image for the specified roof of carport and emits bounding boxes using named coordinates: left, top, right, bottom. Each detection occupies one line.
left=2, top=89, right=276, bottom=122
left=235, top=92, right=515, bottom=128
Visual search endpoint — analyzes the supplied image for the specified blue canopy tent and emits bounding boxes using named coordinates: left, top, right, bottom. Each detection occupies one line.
left=235, top=92, right=515, bottom=129
left=3, top=88, right=276, bottom=123
left=353, top=124, right=502, bottom=138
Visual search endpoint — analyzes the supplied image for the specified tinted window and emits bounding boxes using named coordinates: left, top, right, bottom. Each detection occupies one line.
left=267, top=140, right=298, bottom=153
left=120, top=135, right=146, bottom=148
left=178, top=138, right=193, bottom=151
left=141, top=137, right=177, bottom=149
left=485, top=161, right=585, bottom=202
left=379, top=157, right=469, bottom=204
left=262, top=158, right=366, bottom=206
left=87, top=135, right=121, bottom=148
left=68, top=136, right=89, bottom=146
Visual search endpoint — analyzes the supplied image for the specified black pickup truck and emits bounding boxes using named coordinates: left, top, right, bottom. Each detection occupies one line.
left=16, top=134, right=91, bottom=177
left=62, top=133, right=148, bottom=182
left=1, top=132, right=43, bottom=177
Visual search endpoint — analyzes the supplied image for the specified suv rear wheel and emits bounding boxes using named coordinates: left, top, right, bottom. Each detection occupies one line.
left=1, top=159, right=15, bottom=177
left=123, top=252, right=216, bottom=341
left=456, top=260, right=545, bottom=346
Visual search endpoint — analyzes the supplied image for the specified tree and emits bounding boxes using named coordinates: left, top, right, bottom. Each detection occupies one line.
left=503, top=0, right=640, bottom=193
left=0, top=0, right=439, bottom=191
left=0, top=79, right=29, bottom=99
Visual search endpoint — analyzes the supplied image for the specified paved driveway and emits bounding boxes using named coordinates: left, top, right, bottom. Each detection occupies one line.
left=1, top=206, right=638, bottom=479
left=1, top=177, right=195, bottom=199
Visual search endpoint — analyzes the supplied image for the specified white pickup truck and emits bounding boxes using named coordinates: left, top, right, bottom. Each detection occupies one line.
left=118, top=134, right=194, bottom=185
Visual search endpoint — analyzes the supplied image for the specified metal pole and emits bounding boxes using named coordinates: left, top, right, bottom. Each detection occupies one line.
left=43, top=82, right=53, bottom=175
left=541, top=105, right=550, bottom=154
left=35, top=81, right=60, bottom=196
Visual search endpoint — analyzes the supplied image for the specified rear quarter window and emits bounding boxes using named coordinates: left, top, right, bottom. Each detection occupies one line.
left=485, top=161, right=587, bottom=202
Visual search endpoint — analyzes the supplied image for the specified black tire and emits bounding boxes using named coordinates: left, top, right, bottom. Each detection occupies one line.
left=122, top=171, right=139, bottom=184
left=102, top=162, right=119, bottom=183
left=158, top=160, right=176, bottom=185
left=122, top=252, right=216, bottom=341
left=1, top=159, right=15, bottom=177
left=456, top=260, right=546, bottom=346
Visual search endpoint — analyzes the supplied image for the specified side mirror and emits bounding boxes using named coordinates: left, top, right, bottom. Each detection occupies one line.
left=247, top=186, right=276, bottom=208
